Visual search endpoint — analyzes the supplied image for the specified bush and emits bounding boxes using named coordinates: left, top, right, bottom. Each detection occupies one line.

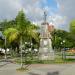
left=0, top=51, right=4, bottom=56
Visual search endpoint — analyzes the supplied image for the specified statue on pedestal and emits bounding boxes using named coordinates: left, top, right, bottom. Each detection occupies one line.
left=39, top=11, right=55, bottom=60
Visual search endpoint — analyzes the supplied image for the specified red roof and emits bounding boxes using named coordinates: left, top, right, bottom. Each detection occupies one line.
left=47, top=24, right=54, bottom=32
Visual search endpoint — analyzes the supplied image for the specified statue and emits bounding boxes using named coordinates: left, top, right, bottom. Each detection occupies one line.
left=39, top=11, right=55, bottom=60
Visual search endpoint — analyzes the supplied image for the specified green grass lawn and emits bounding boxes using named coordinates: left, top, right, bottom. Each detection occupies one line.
left=6, top=51, right=75, bottom=64
left=13, top=55, right=75, bottom=64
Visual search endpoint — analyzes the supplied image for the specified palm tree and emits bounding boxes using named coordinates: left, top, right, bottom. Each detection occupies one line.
left=4, top=28, right=20, bottom=56
left=15, top=10, right=39, bottom=68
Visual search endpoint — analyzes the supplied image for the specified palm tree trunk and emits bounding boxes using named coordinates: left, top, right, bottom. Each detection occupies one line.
left=20, top=36, right=23, bottom=68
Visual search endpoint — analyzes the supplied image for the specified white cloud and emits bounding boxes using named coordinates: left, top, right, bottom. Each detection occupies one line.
left=0, top=0, right=47, bottom=21
left=0, top=0, right=71, bottom=31
left=0, top=0, right=23, bottom=20
left=47, top=15, right=66, bottom=29
left=56, top=0, right=75, bottom=30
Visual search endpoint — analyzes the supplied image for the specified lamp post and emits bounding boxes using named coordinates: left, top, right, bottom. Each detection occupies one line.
left=4, top=36, right=7, bottom=60
left=61, top=40, right=66, bottom=60
left=31, top=43, right=33, bottom=59
left=31, top=43, right=33, bottom=50
left=24, top=42, right=27, bottom=64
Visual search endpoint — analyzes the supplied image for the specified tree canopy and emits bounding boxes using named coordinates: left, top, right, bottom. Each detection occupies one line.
left=70, top=19, right=75, bottom=34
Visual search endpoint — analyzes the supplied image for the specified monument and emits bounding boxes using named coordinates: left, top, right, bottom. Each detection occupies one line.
left=39, top=11, right=55, bottom=60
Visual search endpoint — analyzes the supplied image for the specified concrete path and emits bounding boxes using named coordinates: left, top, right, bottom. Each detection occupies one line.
left=0, top=61, right=75, bottom=75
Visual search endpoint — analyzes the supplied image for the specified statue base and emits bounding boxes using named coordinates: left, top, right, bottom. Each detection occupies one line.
left=39, top=48, right=55, bottom=60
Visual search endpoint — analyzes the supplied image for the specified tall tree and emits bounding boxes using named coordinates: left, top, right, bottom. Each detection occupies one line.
left=51, top=29, right=73, bottom=51
left=15, top=10, right=39, bottom=68
left=70, top=19, right=75, bottom=34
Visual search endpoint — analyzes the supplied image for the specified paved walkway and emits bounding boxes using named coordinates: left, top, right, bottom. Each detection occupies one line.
left=0, top=61, right=75, bottom=75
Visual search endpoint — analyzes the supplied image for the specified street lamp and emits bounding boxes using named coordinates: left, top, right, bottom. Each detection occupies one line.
left=61, top=40, right=65, bottom=48
left=25, top=42, right=27, bottom=44
left=4, top=36, right=7, bottom=60
left=63, top=40, right=65, bottom=43
left=61, top=40, right=65, bottom=44
left=61, top=40, right=66, bottom=60
left=31, top=43, right=33, bottom=59
left=31, top=43, right=33, bottom=49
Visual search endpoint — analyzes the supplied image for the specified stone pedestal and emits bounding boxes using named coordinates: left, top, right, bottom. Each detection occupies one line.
left=39, top=38, right=55, bottom=60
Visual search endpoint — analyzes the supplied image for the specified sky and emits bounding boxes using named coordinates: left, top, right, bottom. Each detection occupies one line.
left=0, top=0, right=75, bottom=31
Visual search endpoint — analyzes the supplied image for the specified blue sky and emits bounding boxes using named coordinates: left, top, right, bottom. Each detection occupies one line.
left=0, top=0, right=75, bottom=31
left=40, top=0, right=58, bottom=15
left=41, top=0, right=57, bottom=9
left=0, top=0, right=59, bottom=20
